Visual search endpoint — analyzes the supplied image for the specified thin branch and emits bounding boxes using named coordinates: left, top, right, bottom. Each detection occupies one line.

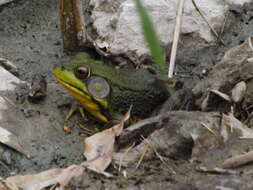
left=192, top=0, right=225, bottom=45
left=73, top=0, right=86, bottom=45
left=168, top=0, right=185, bottom=78
left=221, top=150, right=253, bottom=169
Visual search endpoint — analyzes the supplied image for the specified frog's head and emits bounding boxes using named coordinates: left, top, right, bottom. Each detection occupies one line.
left=52, top=53, right=110, bottom=123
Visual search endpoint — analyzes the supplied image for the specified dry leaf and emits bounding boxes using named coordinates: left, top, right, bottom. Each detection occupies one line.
left=0, top=126, right=31, bottom=158
left=0, top=182, right=7, bottom=190
left=83, top=106, right=131, bottom=174
left=0, top=66, right=30, bottom=158
left=6, top=164, right=84, bottom=190
left=221, top=113, right=253, bottom=139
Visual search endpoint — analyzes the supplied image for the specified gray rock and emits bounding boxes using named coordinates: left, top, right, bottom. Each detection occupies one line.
left=87, top=0, right=232, bottom=63
left=231, top=81, right=246, bottom=103
left=225, top=0, right=251, bottom=6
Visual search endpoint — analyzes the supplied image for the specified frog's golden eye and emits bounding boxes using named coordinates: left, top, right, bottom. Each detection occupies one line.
left=74, top=66, right=90, bottom=79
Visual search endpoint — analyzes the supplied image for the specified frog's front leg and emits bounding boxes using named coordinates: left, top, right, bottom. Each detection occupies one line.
left=65, top=102, right=87, bottom=122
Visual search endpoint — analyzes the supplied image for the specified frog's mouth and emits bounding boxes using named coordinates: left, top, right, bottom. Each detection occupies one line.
left=53, top=72, right=109, bottom=123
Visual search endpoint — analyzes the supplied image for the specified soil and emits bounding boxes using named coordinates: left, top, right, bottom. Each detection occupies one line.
left=0, top=0, right=253, bottom=189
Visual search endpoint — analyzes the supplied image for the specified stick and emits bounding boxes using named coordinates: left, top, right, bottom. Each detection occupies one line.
left=58, top=0, right=86, bottom=52
left=221, top=150, right=253, bottom=168
left=73, top=0, right=86, bottom=45
left=192, top=0, right=225, bottom=45
left=168, top=0, right=185, bottom=78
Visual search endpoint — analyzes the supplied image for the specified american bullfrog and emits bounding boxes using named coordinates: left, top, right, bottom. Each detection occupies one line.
left=53, top=53, right=169, bottom=123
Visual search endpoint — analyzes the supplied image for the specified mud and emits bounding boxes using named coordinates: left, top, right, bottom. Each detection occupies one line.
left=0, top=0, right=253, bottom=189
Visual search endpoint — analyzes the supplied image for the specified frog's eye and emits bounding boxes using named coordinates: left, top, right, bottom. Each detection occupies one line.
left=87, top=76, right=110, bottom=98
left=74, top=66, right=90, bottom=79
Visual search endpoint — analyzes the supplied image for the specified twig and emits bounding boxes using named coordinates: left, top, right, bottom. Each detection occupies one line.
left=221, top=150, right=253, bottom=169
left=196, top=166, right=238, bottom=175
left=118, top=143, right=135, bottom=172
left=201, top=122, right=222, bottom=143
left=168, top=0, right=185, bottom=78
left=59, top=0, right=86, bottom=52
left=191, top=0, right=225, bottom=45
left=78, top=124, right=94, bottom=135
left=49, top=183, right=58, bottom=190
left=141, top=136, right=176, bottom=174
left=0, top=160, right=10, bottom=171
left=0, top=178, right=19, bottom=190
left=73, top=0, right=86, bottom=45
left=0, top=58, right=17, bottom=70
left=135, top=143, right=149, bottom=170
left=219, top=10, right=229, bottom=35
left=86, top=34, right=109, bottom=57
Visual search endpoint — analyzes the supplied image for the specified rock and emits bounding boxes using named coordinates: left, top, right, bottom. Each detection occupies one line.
left=2, top=150, right=12, bottom=165
left=28, top=74, right=47, bottom=103
left=115, top=111, right=221, bottom=166
left=231, top=81, right=246, bottom=103
left=225, top=0, right=251, bottom=6
left=244, top=78, right=253, bottom=105
left=85, top=0, right=250, bottom=64
left=192, top=37, right=253, bottom=107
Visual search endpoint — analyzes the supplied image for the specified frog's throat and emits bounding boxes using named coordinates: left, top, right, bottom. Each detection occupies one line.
left=56, top=78, right=108, bottom=123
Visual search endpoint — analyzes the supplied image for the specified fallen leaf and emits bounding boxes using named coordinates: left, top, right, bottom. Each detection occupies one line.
left=83, top=106, right=132, bottom=174
left=221, top=113, right=253, bottom=139
left=0, top=66, right=30, bottom=158
left=6, top=164, right=84, bottom=190
left=0, top=182, right=7, bottom=190
left=0, top=126, right=31, bottom=158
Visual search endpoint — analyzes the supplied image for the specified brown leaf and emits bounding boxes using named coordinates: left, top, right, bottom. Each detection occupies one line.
left=6, top=164, right=84, bottom=190
left=83, top=106, right=132, bottom=174
left=0, top=126, right=31, bottom=158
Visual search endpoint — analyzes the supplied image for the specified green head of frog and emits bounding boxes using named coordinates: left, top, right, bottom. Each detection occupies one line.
left=52, top=53, right=169, bottom=123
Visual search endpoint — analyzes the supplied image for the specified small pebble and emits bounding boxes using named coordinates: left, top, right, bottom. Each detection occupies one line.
left=28, top=74, right=47, bottom=103
left=2, top=150, right=12, bottom=165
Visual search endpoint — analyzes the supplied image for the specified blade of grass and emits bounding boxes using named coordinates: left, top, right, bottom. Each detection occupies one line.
left=134, top=0, right=166, bottom=74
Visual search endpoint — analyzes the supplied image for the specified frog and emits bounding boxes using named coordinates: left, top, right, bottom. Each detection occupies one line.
left=52, top=53, right=170, bottom=123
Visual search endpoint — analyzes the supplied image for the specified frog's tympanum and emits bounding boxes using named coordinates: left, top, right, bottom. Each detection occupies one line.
left=53, top=53, right=169, bottom=123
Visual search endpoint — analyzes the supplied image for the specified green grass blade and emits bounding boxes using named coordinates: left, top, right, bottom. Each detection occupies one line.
left=134, top=0, right=166, bottom=74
